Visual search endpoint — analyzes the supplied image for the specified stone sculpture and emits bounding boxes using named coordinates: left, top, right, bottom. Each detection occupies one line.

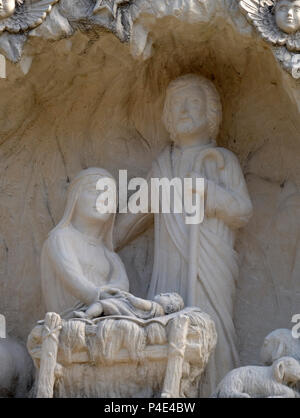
left=93, top=0, right=131, bottom=19
left=212, top=356, right=300, bottom=398
left=0, top=337, right=34, bottom=397
left=27, top=166, right=218, bottom=398
left=41, top=167, right=129, bottom=314
left=28, top=307, right=218, bottom=398
left=0, top=0, right=59, bottom=33
left=0, top=315, right=33, bottom=397
left=71, top=290, right=185, bottom=320
left=275, top=0, right=300, bottom=33
left=92, top=0, right=133, bottom=42
left=0, top=0, right=20, bottom=20
left=261, top=328, right=300, bottom=364
left=239, top=0, right=300, bottom=77
left=116, top=74, right=253, bottom=396
left=240, top=0, right=300, bottom=46
left=211, top=327, right=300, bottom=398
left=0, top=0, right=299, bottom=401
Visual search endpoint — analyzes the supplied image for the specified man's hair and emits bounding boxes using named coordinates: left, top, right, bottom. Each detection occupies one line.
left=162, top=74, right=222, bottom=142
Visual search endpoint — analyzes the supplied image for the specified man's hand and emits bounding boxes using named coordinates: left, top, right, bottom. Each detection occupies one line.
left=187, top=171, right=208, bottom=194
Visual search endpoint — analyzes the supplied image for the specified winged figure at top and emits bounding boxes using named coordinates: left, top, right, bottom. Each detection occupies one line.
left=239, top=0, right=300, bottom=51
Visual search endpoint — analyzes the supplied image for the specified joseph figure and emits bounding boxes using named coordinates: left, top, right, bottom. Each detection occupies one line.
left=115, top=74, right=253, bottom=396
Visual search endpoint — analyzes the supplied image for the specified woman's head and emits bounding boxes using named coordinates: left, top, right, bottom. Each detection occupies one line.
left=52, top=167, right=117, bottom=250
left=72, top=171, right=116, bottom=225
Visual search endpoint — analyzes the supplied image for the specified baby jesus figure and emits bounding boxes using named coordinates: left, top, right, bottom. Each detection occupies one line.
left=73, top=289, right=185, bottom=320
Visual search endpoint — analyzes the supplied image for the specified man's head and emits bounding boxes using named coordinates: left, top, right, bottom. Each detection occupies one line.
left=162, top=74, right=222, bottom=143
left=275, top=0, right=300, bottom=34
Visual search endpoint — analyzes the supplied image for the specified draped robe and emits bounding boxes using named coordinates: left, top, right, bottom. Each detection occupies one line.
left=41, top=225, right=129, bottom=314
left=147, top=142, right=253, bottom=396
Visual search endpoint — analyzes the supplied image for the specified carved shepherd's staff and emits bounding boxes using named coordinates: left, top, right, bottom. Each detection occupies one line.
left=186, top=149, right=225, bottom=307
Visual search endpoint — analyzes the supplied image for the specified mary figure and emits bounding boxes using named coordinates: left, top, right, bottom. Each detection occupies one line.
left=41, top=167, right=129, bottom=314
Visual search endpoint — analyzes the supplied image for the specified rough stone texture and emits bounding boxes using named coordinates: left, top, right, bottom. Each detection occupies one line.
left=0, top=336, right=34, bottom=397
left=212, top=356, right=300, bottom=398
left=0, top=32, right=27, bottom=62
left=29, top=5, right=74, bottom=40
left=0, top=0, right=300, bottom=374
left=28, top=309, right=217, bottom=398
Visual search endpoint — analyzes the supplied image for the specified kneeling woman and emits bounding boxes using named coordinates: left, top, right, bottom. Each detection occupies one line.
left=41, top=167, right=129, bottom=314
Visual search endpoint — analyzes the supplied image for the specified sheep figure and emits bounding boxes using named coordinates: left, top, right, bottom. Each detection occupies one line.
left=0, top=314, right=34, bottom=397
left=261, top=328, right=300, bottom=365
left=211, top=357, right=300, bottom=398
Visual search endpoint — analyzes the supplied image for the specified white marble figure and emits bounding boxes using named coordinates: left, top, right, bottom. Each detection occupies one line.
left=239, top=0, right=300, bottom=77
left=41, top=167, right=129, bottom=314
left=212, top=357, right=300, bottom=398
left=275, top=0, right=300, bottom=33
left=239, top=0, right=300, bottom=50
left=261, top=328, right=300, bottom=364
left=72, top=290, right=184, bottom=320
left=0, top=337, right=34, bottom=397
left=0, top=314, right=33, bottom=397
left=0, top=0, right=59, bottom=34
left=116, top=74, right=253, bottom=396
left=0, top=0, right=20, bottom=20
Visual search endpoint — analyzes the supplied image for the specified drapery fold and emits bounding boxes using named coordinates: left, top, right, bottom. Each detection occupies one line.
left=147, top=144, right=252, bottom=395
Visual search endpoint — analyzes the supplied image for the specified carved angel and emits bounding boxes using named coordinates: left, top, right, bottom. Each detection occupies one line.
left=239, top=0, right=300, bottom=51
left=0, top=0, right=59, bottom=34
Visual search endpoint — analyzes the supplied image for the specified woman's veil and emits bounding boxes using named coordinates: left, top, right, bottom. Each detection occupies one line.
left=50, top=167, right=116, bottom=251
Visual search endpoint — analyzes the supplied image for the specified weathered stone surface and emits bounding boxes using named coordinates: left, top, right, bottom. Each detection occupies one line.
left=0, top=32, right=27, bottom=62
left=0, top=0, right=300, bottom=396
left=212, top=357, right=300, bottom=398
left=0, top=334, right=34, bottom=397
left=28, top=309, right=217, bottom=398
left=29, top=5, right=73, bottom=40
left=0, top=313, right=5, bottom=338
left=58, top=0, right=95, bottom=21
